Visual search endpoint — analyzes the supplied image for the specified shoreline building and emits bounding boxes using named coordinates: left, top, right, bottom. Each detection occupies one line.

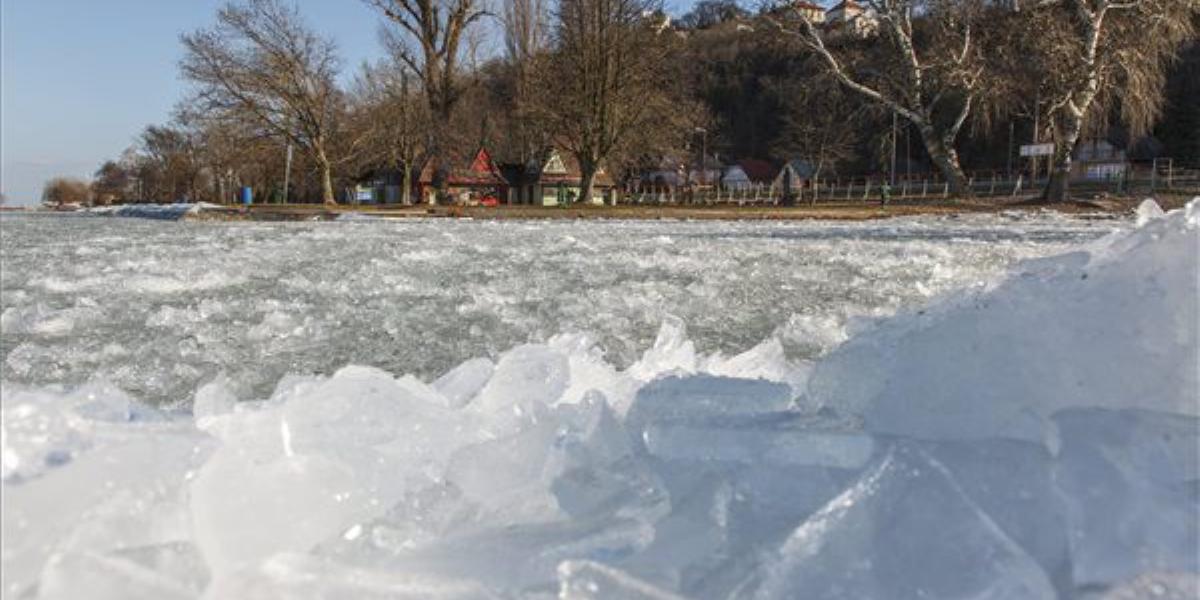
left=511, top=148, right=616, bottom=206
left=417, top=148, right=509, bottom=205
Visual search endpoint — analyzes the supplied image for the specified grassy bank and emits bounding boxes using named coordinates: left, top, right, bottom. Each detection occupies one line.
left=181, top=194, right=1191, bottom=222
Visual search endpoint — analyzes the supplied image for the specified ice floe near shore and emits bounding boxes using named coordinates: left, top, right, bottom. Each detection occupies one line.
left=83, top=203, right=226, bottom=220
left=1, top=201, right=1197, bottom=599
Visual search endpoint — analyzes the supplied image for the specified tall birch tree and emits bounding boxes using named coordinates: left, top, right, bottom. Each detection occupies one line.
left=1016, top=0, right=1196, bottom=201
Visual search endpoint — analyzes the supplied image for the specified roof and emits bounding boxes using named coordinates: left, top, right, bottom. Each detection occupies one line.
left=527, top=148, right=615, bottom=187
left=737, top=159, right=778, bottom=183
left=418, top=147, right=509, bottom=187
left=783, top=159, right=817, bottom=178
left=827, top=0, right=862, bottom=11
left=789, top=0, right=825, bottom=10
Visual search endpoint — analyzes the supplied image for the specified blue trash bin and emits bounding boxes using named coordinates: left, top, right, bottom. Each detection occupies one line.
left=241, top=187, right=253, bottom=206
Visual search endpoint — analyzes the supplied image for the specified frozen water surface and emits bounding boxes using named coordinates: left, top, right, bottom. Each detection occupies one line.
left=1, top=212, right=1111, bottom=403
left=1, top=206, right=1196, bottom=599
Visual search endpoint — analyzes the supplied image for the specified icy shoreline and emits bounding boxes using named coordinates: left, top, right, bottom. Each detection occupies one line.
left=1, top=201, right=1197, bottom=599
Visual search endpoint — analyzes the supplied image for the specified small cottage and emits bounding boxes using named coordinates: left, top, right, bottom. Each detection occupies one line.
left=722, top=159, right=777, bottom=191
left=417, top=147, right=509, bottom=205
left=772, top=159, right=818, bottom=194
left=514, top=148, right=616, bottom=206
left=1072, top=139, right=1127, bottom=180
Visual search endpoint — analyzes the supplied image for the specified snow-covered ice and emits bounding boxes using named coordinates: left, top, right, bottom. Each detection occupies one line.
left=1, top=204, right=1196, bottom=599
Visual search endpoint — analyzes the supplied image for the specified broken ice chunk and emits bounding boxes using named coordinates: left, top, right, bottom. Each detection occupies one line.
left=474, top=344, right=569, bottom=435
left=625, top=375, right=794, bottom=440
left=643, top=425, right=873, bottom=470
left=192, top=375, right=237, bottom=427
left=917, top=438, right=1070, bottom=592
left=1098, top=572, right=1199, bottom=600
left=1135, top=198, right=1165, bottom=227
left=1053, top=408, right=1200, bottom=588
left=444, top=419, right=564, bottom=525
left=558, top=560, right=688, bottom=600
left=189, top=451, right=380, bottom=576
left=748, top=445, right=1056, bottom=600
left=626, top=315, right=698, bottom=381
left=37, top=551, right=198, bottom=600
left=432, top=357, right=494, bottom=409
left=3, top=432, right=212, bottom=598
left=203, top=553, right=500, bottom=599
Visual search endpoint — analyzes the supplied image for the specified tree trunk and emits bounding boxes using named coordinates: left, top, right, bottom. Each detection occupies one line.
left=431, top=107, right=452, bottom=203
left=319, top=163, right=336, bottom=205
left=579, top=166, right=597, bottom=207
left=401, top=162, right=413, bottom=205
left=919, top=125, right=969, bottom=196
left=315, top=146, right=336, bottom=205
left=1043, top=112, right=1083, bottom=202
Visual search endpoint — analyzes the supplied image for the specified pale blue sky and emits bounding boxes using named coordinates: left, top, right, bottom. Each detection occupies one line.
left=0, top=0, right=699, bottom=205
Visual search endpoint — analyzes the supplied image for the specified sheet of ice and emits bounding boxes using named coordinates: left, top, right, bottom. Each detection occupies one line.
left=0, top=210, right=1111, bottom=404
left=745, top=445, right=1057, bottom=600
left=2, top=203, right=1196, bottom=599
left=1053, top=408, right=1200, bottom=587
left=558, top=560, right=688, bottom=600
left=805, top=201, right=1199, bottom=443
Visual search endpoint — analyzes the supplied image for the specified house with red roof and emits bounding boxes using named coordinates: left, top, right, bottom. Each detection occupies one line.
left=768, top=0, right=827, bottom=23
left=825, top=0, right=877, bottom=36
left=416, top=147, right=509, bottom=205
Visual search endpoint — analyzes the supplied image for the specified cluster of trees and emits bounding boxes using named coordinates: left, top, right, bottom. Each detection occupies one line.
left=66, top=0, right=1196, bottom=206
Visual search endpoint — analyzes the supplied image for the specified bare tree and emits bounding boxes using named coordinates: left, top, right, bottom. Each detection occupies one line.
left=1017, top=0, right=1197, bottom=201
left=769, top=74, right=865, bottom=190
left=181, top=0, right=343, bottom=204
left=139, top=124, right=204, bottom=202
left=772, top=0, right=989, bottom=195
left=91, top=161, right=133, bottom=205
left=347, top=60, right=430, bottom=204
left=540, top=0, right=683, bottom=205
left=366, top=0, right=489, bottom=199
left=42, top=178, right=91, bottom=208
left=501, top=0, right=553, bottom=164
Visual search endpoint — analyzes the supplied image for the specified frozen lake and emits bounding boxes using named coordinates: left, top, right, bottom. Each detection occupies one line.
left=3, top=207, right=1195, bottom=600
left=0, top=212, right=1116, bottom=405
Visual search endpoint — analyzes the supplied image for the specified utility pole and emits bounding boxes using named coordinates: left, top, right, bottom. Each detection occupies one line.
left=282, top=142, right=293, bottom=204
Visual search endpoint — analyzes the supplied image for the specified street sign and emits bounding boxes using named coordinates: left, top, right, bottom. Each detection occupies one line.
left=1020, top=143, right=1054, bottom=157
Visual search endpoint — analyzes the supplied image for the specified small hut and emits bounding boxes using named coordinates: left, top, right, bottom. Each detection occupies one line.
left=417, top=147, right=509, bottom=205
left=515, top=148, right=616, bottom=206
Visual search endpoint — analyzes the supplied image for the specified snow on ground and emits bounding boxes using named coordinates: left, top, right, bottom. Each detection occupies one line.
left=1, top=204, right=1196, bottom=599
